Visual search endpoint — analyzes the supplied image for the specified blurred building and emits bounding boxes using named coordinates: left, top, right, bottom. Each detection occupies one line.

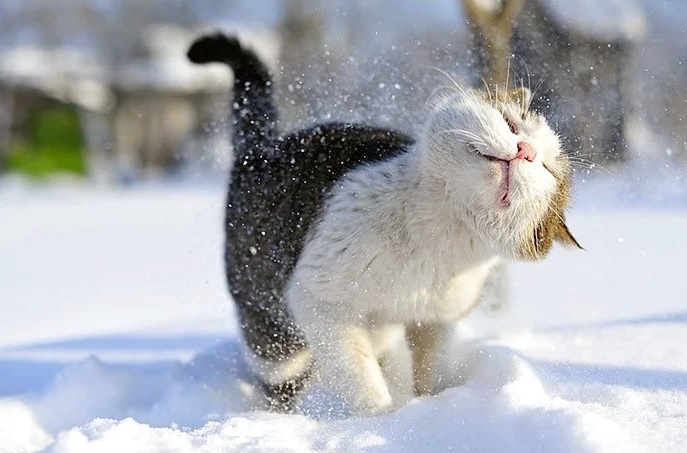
left=0, top=0, right=279, bottom=182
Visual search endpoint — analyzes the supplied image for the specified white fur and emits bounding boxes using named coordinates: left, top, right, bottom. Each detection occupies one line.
left=285, top=88, right=565, bottom=414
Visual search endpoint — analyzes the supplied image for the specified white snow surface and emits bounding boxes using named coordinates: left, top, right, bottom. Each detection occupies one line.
left=1, top=164, right=686, bottom=452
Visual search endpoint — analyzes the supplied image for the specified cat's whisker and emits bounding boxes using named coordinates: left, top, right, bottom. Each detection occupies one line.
left=424, top=85, right=459, bottom=109
left=428, top=67, right=469, bottom=99
left=545, top=204, right=567, bottom=229
left=518, top=77, right=529, bottom=115
left=572, top=152, right=621, bottom=159
left=530, top=77, right=545, bottom=108
left=431, top=135, right=476, bottom=146
left=480, top=76, right=493, bottom=103
left=436, top=128, right=484, bottom=142
left=426, top=85, right=455, bottom=100
left=566, top=156, right=615, bottom=176
left=516, top=56, right=535, bottom=109
left=569, top=164, right=614, bottom=177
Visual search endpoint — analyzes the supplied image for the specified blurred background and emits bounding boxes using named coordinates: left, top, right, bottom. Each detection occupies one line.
left=0, top=0, right=685, bottom=187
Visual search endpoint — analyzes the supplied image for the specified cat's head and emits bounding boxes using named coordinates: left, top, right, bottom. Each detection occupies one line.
left=419, top=86, right=581, bottom=260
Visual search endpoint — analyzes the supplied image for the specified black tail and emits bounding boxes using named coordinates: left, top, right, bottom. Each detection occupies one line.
left=187, top=32, right=278, bottom=158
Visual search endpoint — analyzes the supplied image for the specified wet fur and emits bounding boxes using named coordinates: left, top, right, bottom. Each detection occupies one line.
left=188, top=33, right=579, bottom=414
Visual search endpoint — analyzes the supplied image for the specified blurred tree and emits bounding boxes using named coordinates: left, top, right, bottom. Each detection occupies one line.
left=461, top=0, right=525, bottom=88
left=511, top=0, right=640, bottom=163
left=0, top=86, right=12, bottom=172
left=6, top=104, right=86, bottom=178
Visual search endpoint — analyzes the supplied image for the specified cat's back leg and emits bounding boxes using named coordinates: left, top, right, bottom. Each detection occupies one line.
left=234, top=295, right=313, bottom=411
left=249, top=345, right=313, bottom=412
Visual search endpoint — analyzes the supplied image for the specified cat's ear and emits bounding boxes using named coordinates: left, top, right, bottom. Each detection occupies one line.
left=507, top=87, right=531, bottom=111
left=555, top=221, right=583, bottom=250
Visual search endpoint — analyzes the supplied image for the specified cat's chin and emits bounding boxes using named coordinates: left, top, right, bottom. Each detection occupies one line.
left=482, top=156, right=545, bottom=209
left=467, top=195, right=551, bottom=259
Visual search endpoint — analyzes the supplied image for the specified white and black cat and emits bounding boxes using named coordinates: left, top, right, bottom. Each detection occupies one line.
left=188, top=32, right=580, bottom=415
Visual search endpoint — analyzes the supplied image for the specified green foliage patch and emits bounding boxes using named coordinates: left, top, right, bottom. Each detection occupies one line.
left=7, top=106, right=86, bottom=178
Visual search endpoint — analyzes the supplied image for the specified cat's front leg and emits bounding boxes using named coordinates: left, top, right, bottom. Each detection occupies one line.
left=312, top=321, right=393, bottom=415
left=405, top=322, right=454, bottom=396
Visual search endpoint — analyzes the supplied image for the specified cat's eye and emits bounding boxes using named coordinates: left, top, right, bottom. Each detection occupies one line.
left=504, top=116, right=519, bottom=135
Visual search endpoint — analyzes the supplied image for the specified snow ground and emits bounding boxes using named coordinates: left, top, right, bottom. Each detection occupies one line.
left=1, top=163, right=686, bottom=452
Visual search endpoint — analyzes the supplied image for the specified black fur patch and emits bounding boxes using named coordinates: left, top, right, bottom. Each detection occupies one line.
left=260, top=366, right=313, bottom=413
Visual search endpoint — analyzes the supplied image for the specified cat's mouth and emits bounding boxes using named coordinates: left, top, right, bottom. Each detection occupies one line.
left=468, top=144, right=513, bottom=207
left=468, top=143, right=504, bottom=163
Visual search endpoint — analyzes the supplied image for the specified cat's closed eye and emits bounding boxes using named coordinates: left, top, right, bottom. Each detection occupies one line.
left=503, top=115, right=519, bottom=135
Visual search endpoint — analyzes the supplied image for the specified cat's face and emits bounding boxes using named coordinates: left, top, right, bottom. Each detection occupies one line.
left=420, top=87, right=580, bottom=260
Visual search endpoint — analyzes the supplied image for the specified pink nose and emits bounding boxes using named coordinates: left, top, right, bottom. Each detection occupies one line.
left=515, top=141, right=536, bottom=162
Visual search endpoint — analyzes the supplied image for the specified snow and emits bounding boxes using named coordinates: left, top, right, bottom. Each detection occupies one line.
left=1, top=161, right=686, bottom=453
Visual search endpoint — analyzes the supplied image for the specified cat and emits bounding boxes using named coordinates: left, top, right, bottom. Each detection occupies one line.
left=187, top=32, right=581, bottom=415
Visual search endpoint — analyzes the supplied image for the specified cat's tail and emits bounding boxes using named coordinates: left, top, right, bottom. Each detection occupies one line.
left=187, top=32, right=278, bottom=157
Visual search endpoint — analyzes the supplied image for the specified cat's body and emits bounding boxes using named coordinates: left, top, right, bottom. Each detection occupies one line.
left=188, top=33, right=579, bottom=415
